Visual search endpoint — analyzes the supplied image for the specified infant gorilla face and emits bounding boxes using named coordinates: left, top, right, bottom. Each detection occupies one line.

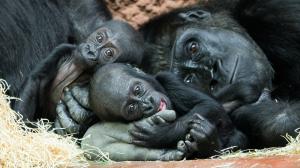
left=78, top=20, right=144, bottom=66
left=89, top=63, right=172, bottom=121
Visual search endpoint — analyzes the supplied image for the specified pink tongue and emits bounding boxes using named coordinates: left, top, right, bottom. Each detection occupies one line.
left=158, top=101, right=167, bottom=111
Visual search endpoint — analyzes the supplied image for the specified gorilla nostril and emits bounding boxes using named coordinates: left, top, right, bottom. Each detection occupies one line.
left=88, top=51, right=94, bottom=55
left=149, top=96, right=155, bottom=104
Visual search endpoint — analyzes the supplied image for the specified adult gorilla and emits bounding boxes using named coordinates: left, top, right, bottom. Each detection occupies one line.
left=139, top=0, right=300, bottom=148
left=0, top=0, right=144, bottom=121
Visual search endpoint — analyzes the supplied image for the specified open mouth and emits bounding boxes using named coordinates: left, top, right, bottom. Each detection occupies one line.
left=158, top=99, right=167, bottom=112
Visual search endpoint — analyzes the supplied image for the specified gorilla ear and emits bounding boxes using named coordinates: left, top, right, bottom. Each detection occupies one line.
left=178, top=9, right=211, bottom=22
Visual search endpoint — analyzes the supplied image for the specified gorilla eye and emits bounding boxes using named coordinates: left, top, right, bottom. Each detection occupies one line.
left=184, top=75, right=194, bottom=83
left=104, top=48, right=114, bottom=57
left=133, top=84, right=143, bottom=96
left=128, top=103, right=137, bottom=113
left=96, top=33, right=104, bottom=43
left=189, top=41, right=199, bottom=54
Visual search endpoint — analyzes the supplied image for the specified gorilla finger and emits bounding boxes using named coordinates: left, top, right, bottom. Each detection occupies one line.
left=53, top=119, right=67, bottom=135
left=155, top=110, right=176, bottom=122
left=173, top=151, right=185, bottom=161
left=133, top=122, right=152, bottom=133
left=131, top=140, right=148, bottom=146
left=190, top=129, right=207, bottom=141
left=129, top=130, right=149, bottom=140
left=62, top=89, right=93, bottom=124
left=188, top=122, right=204, bottom=131
left=193, top=113, right=206, bottom=121
left=70, top=85, right=90, bottom=108
left=152, top=115, right=166, bottom=125
left=177, top=140, right=188, bottom=154
left=184, top=140, right=198, bottom=152
left=185, top=133, right=193, bottom=141
left=56, top=103, right=80, bottom=134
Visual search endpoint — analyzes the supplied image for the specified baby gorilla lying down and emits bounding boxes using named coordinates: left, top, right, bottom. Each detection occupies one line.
left=79, top=63, right=248, bottom=161
left=14, top=20, right=143, bottom=121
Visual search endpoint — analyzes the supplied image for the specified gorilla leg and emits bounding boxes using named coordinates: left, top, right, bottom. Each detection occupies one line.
left=230, top=97, right=300, bottom=148
left=82, top=111, right=186, bottom=161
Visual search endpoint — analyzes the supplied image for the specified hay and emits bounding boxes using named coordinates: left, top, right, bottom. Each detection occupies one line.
left=217, top=132, right=300, bottom=159
left=0, top=79, right=90, bottom=168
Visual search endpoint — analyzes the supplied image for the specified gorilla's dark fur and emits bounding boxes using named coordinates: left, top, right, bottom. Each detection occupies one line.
left=0, top=0, right=110, bottom=97
left=139, top=0, right=300, bottom=148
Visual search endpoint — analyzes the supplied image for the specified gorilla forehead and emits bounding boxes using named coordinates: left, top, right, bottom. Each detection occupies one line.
left=173, top=26, right=264, bottom=59
left=90, top=64, right=132, bottom=105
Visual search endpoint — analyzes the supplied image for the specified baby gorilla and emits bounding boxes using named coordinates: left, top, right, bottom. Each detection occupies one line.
left=15, top=20, right=144, bottom=122
left=78, top=63, right=248, bottom=161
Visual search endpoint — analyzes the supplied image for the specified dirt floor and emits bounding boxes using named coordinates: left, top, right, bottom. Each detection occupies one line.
left=105, top=0, right=199, bottom=28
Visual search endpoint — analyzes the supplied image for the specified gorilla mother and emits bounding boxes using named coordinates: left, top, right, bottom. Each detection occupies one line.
left=140, top=0, right=300, bottom=148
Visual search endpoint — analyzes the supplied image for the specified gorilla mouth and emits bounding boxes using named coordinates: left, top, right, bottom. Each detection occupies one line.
left=158, top=99, right=167, bottom=111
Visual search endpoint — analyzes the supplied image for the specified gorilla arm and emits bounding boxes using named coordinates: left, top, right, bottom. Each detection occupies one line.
left=15, top=42, right=97, bottom=120
left=129, top=72, right=248, bottom=156
left=81, top=110, right=186, bottom=161
left=14, top=44, right=76, bottom=120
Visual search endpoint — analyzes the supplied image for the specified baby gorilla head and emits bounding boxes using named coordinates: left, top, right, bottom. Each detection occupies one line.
left=78, top=20, right=144, bottom=66
left=89, top=63, right=172, bottom=122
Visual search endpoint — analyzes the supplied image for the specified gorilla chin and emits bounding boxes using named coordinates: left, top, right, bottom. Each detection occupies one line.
left=171, top=26, right=273, bottom=96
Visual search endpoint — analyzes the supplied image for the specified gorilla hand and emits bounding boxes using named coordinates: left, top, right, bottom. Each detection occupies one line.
left=216, top=82, right=263, bottom=112
left=129, top=110, right=176, bottom=148
left=54, top=85, right=96, bottom=136
left=181, top=114, right=221, bottom=158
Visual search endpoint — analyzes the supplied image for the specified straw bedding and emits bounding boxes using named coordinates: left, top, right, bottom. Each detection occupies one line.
left=0, top=80, right=89, bottom=168
left=0, top=78, right=299, bottom=167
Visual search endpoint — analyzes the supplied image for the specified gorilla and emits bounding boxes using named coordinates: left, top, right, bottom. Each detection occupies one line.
left=139, top=0, right=300, bottom=148
left=14, top=21, right=144, bottom=125
left=64, top=63, right=248, bottom=160
left=0, top=0, right=144, bottom=121
left=59, top=0, right=300, bottom=149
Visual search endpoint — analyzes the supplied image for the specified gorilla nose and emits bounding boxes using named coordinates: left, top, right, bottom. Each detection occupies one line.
left=79, top=43, right=98, bottom=62
left=141, top=97, right=155, bottom=115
